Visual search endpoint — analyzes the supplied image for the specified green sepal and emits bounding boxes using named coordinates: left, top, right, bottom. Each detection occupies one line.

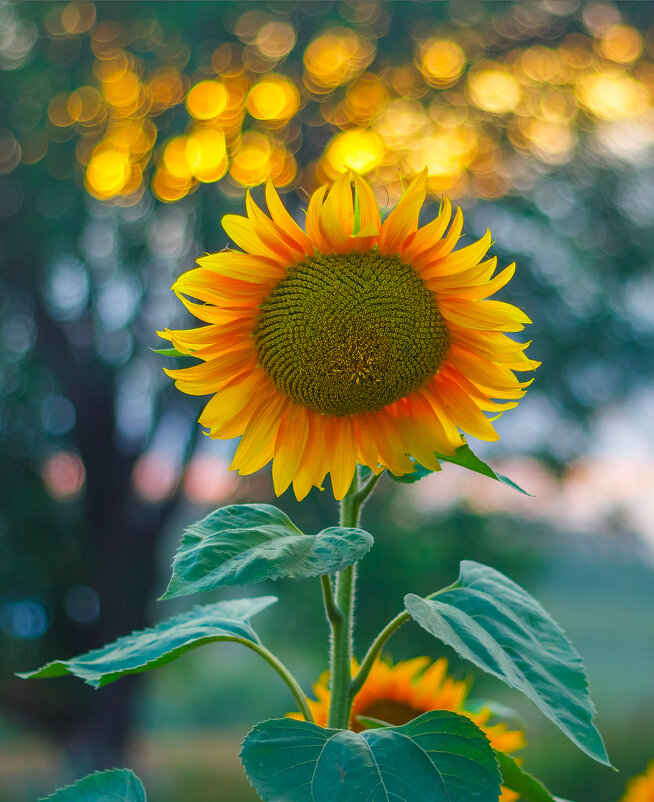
left=18, top=596, right=275, bottom=688
left=405, top=560, right=611, bottom=766
left=387, top=443, right=530, bottom=494
left=240, top=709, right=502, bottom=802
left=151, top=346, right=188, bottom=357
left=160, top=503, right=373, bottom=600
left=495, top=751, right=574, bottom=802
left=38, top=768, right=146, bottom=801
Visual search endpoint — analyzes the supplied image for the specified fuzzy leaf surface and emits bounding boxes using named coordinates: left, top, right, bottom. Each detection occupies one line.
left=161, top=503, right=373, bottom=599
left=405, top=561, right=610, bottom=765
left=19, top=596, right=275, bottom=688
left=240, top=710, right=501, bottom=802
left=39, top=768, right=146, bottom=801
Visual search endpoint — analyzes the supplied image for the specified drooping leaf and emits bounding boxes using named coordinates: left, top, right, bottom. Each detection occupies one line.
left=241, top=710, right=502, bottom=802
left=405, top=561, right=610, bottom=766
left=495, top=752, right=574, bottom=802
left=385, top=443, right=530, bottom=493
left=160, top=503, right=373, bottom=600
left=19, top=596, right=276, bottom=688
left=39, top=768, right=146, bottom=801
left=151, top=346, right=188, bottom=357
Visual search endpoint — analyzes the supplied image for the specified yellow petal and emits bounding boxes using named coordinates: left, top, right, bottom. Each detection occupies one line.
left=305, top=184, right=331, bottom=253
left=424, top=257, right=497, bottom=290
left=401, top=196, right=452, bottom=261
left=246, top=190, right=304, bottom=262
left=378, top=169, right=428, bottom=255
left=222, top=214, right=290, bottom=264
left=265, top=180, right=313, bottom=254
left=320, top=172, right=355, bottom=253
left=439, top=298, right=531, bottom=332
left=197, top=251, right=286, bottom=283
left=445, top=263, right=516, bottom=302
left=350, top=172, right=381, bottom=249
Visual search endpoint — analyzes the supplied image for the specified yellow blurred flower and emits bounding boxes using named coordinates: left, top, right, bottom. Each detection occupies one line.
left=621, top=761, right=654, bottom=802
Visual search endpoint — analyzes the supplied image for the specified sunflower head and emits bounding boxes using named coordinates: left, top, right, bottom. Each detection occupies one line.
left=160, top=170, right=538, bottom=500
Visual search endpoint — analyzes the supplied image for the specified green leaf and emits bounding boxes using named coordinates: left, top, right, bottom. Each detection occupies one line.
left=18, top=596, right=275, bottom=688
left=39, top=768, right=146, bottom=801
left=151, top=346, right=187, bottom=357
left=405, top=560, right=610, bottom=766
left=495, top=751, right=574, bottom=802
left=240, top=710, right=502, bottom=802
left=160, top=503, right=373, bottom=600
left=435, top=444, right=531, bottom=494
left=384, top=443, right=530, bottom=493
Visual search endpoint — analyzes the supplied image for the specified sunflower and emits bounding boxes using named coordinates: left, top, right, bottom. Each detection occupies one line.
left=289, top=656, right=525, bottom=802
left=621, top=762, right=654, bottom=802
left=160, top=170, right=537, bottom=500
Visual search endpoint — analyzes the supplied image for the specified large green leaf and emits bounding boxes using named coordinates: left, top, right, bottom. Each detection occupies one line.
left=18, top=596, right=275, bottom=688
left=240, top=710, right=501, bottom=802
left=161, top=503, right=373, bottom=600
left=495, top=752, right=573, bottom=802
left=404, top=561, right=610, bottom=766
left=39, top=768, right=146, bottom=801
left=385, top=443, right=530, bottom=494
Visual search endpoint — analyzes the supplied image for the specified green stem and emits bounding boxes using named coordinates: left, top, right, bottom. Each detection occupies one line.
left=350, top=611, right=410, bottom=697
left=321, top=574, right=342, bottom=626
left=238, top=639, right=314, bottom=723
left=351, top=587, right=447, bottom=698
left=327, top=471, right=362, bottom=729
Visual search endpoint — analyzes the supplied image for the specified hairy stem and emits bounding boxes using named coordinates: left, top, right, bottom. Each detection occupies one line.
left=327, top=472, right=362, bottom=729
left=350, top=611, right=410, bottom=697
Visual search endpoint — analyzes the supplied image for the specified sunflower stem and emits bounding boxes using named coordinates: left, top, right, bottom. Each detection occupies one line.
left=350, top=611, right=410, bottom=698
left=327, top=471, right=362, bottom=729
left=236, top=638, right=314, bottom=723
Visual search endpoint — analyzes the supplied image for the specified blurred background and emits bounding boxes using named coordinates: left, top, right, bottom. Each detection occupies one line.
left=1, top=1, right=654, bottom=799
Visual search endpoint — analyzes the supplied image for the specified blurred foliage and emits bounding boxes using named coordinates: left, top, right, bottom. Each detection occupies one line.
left=1, top=1, right=654, bottom=801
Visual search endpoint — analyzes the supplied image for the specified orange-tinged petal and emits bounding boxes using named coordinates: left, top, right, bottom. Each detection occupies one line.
left=439, top=298, right=531, bottom=332
left=378, top=169, right=428, bottom=256
left=329, top=416, right=358, bottom=500
left=272, top=403, right=310, bottom=495
left=355, top=416, right=380, bottom=472
left=405, top=392, right=460, bottom=455
left=417, top=388, right=464, bottom=451
left=231, top=392, right=288, bottom=474
left=173, top=270, right=271, bottom=308
left=365, top=409, right=414, bottom=475
left=293, top=411, right=326, bottom=501
left=265, top=180, right=313, bottom=254
left=164, top=348, right=255, bottom=394
left=395, top=401, right=442, bottom=471
left=441, top=365, right=519, bottom=413
left=433, top=374, right=499, bottom=441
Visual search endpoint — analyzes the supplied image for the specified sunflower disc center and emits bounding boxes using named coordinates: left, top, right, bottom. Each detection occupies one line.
left=255, top=251, right=449, bottom=416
